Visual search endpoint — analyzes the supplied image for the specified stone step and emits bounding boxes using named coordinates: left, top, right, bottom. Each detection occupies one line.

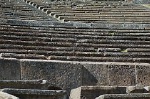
left=126, top=86, right=149, bottom=93
left=1, top=88, right=67, bottom=99
left=1, top=28, right=150, bottom=37
left=3, top=44, right=140, bottom=53
left=2, top=53, right=150, bottom=62
left=70, top=86, right=127, bottom=99
left=47, top=10, right=150, bottom=14
left=1, top=24, right=150, bottom=32
left=1, top=53, right=47, bottom=59
left=2, top=39, right=150, bottom=50
left=0, top=44, right=97, bottom=52
left=64, top=18, right=150, bottom=23
left=1, top=34, right=150, bottom=45
left=96, top=93, right=150, bottom=99
left=2, top=48, right=150, bottom=58
left=0, top=80, right=48, bottom=89
left=70, top=86, right=150, bottom=99
left=51, top=56, right=150, bottom=63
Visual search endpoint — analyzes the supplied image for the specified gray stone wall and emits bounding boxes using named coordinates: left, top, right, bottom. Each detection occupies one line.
left=1, top=59, right=150, bottom=94
left=82, top=63, right=150, bottom=86
left=82, top=63, right=136, bottom=86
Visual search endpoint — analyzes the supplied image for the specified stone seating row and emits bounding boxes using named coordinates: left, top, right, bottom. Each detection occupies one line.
left=1, top=58, right=150, bottom=98
left=2, top=85, right=150, bottom=99
left=1, top=88, right=67, bottom=99
left=23, top=0, right=150, bottom=23
left=0, top=0, right=55, bottom=23
left=70, top=86, right=150, bottom=99
left=1, top=81, right=150, bottom=99
left=0, top=24, right=150, bottom=62
left=0, top=79, right=67, bottom=99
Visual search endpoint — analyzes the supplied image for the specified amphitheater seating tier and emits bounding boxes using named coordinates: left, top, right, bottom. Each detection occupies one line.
left=24, top=0, right=150, bottom=23
left=0, top=0, right=150, bottom=99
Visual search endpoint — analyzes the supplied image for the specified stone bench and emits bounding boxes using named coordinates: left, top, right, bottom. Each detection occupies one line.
left=1, top=88, right=67, bottom=99
left=70, top=86, right=150, bottom=99
left=1, top=47, right=150, bottom=62
left=77, top=43, right=150, bottom=49
left=0, top=46, right=150, bottom=58
left=126, top=86, right=149, bottom=93
left=0, top=80, right=48, bottom=89
left=48, top=11, right=148, bottom=15
left=1, top=24, right=149, bottom=32
left=3, top=32, right=150, bottom=44
left=127, top=48, right=150, bottom=52
left=60, top=56, right=150, bottom=62
left=96, top=93, right=150, bottom=99
left=70, top=86, right=127, bottom=99
left=1, top=53, right=47, bottom=59
left=63, top=18, right=150, bottom=23
left=0, top=43, right=96, bottom=52
left=0, top=39, right=73, bottom=47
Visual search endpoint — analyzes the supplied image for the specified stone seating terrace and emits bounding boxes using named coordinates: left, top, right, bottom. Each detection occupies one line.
left=0, top=0, right=150, bottom=99
left=1, top=24, right=150, bottom=63
left=24, top=0, right=150, bottom=23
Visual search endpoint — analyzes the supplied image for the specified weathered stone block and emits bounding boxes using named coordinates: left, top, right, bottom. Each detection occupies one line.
left=96, top=93, right=150, bottom=99
left=0, top=80, right=47, bottom=89
left=136, top=65, right=150, bottom=85
left=0, top=58, right=20, bottom=80
left=126, top=86, right=148, bottom=93
left=1, top=88, right=67, bottom=99
left=83, top=63, right=136, bottom=86
left=108, top=65, right=136, bottom=86
left=20, top=60, right=83, bottom=92
left=70, top=86, right=127, bottom=99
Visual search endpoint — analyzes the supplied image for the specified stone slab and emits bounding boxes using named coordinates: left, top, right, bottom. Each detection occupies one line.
left=0, top=80, right=48, bottom=89
left=70, top=86, right=127, bottom=99
left=1, top=88, right=66, bottom=99
left=126, top=86, right=148, bottom=93
left=96, top=93, right=150, bottom=99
